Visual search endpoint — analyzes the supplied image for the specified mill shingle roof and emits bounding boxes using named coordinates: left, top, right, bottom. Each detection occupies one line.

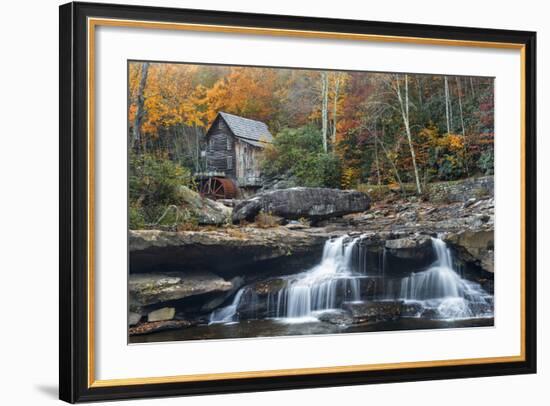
left=218, top=112, right=273, bottom=148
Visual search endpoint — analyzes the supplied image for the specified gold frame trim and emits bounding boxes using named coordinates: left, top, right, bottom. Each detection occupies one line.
left=87, top=17, right=527, bottom=388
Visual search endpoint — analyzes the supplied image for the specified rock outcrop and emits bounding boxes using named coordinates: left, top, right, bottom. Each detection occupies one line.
left=129, top=227, right=328, bottom=276
left=446, top=230, right=494, bottom=273
left=129, top=271, right=234, bottom=306
left=385, top=235, right=434, bottom=259
left=427, top=176, right=493, bottom=203
left=343, top=301, right=402, bottom=323
left=128, top=179, right=496, bottom=337
left=232, top=187, right=370, bottom=223
left=177, top=185, right=231, bottom=225
left=129, top=320, right=191, bottom=336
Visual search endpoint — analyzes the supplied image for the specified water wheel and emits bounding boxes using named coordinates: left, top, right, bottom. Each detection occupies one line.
left=200, top=177, right=237, bottom=200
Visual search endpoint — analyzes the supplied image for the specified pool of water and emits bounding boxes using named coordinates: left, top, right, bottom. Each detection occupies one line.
left=129, top=317, right=494, bottom=344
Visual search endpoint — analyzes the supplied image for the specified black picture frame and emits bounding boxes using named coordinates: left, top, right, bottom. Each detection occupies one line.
left=59, top=1, right=537, bottom=403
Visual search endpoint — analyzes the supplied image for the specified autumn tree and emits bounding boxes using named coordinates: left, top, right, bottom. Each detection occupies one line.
left=393, top=74, right=422, bottom=194
left=127, top=61, right=494, bottom=194
left=131, top=62, right=149, bottom=151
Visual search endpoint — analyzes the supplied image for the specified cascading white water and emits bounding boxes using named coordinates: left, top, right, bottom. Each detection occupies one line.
left=400, top=238, right=463, bottom=299
left=275, top=236, right=364, bottom=320
left=399, top=237, right=493, bottom=319
left=208, top=235, right=493, bottom=325
left=209, top=288, right=246, bottom=324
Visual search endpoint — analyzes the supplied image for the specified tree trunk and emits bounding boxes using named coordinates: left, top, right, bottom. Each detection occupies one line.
left=194, top=125, right=200, bottom=173
left=321, top=72, right=329, bottom=153
left=455, top=77, right=466, bottom=138
left=375, top=127, right=404, bottom=194
left=374, top=134, right=381, bottom=186
left=455, top=77, right=469, bottom=176
left=395, top=74, right=422, bottom=194
left=417, top=76, right=424, bottom=110
left=374, top=124, right=381, bottom=186
left=133, top=62, right=149, bottom=152
left=444, top=75, right=451, bottom=135
left=331, top=73, right=341, bottom=146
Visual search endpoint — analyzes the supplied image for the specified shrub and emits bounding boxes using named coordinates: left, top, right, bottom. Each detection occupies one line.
left=129, top=153, right=195, bottom=229
left=478, top=149, right=494, bottom=175
left=129, top=203, right=146, bottom=229
left=341, top=167, right=360, bottom=189
left=262, top=126, right=342, bottom=188
left=254, top=210, right=281, bottom=228
left=129, top=153, right=193, bottom=207
left=437, top=154, right=464, bottom=180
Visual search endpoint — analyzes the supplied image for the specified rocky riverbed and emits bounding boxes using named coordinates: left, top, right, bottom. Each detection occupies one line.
left=128, top=179, right=495, bottom=340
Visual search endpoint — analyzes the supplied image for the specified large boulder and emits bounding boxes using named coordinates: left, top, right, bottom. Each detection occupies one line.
left=177, top=185, right=231, bottom=225
left=232, top=187, right=370, bottom=223
left=129, top=271, right=233, bottom=306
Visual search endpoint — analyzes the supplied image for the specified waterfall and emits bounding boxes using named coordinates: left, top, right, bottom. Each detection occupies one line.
left=399, top=237, right=493, bottom=319
left=209, top=288, right=246, bottom=324
left=208, top=235, right=493, bottom=325
left=275, top=235, right=364, bottom=320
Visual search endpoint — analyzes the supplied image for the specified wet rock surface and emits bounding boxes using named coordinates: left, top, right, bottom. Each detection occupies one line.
left=343, top=301, right=402, bottom=323
left=342, top=194, right=494, bottom=276
left=129, top=320, right=192, bottom=336
left=317, top=309, right=355, bottom=325
left=129, top=271, right=233, bottom=306
left=128, top=178, right=495, bottom=336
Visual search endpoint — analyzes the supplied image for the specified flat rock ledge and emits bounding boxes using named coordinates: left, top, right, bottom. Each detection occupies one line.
left=129, top=227, right=328, bottom=275
left=129, top=271, right=233, bottom=306
left=129, top=320, right=192, bottom=336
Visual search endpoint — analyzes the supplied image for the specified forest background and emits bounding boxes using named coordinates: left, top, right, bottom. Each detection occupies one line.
left=128, top=62, right=494, bottom=228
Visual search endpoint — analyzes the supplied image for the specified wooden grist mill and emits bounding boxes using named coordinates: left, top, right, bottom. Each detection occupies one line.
left=196, top=112, right=273, bottom=199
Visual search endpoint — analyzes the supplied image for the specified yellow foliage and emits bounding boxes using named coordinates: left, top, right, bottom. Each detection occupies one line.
left=254, top=210, right=280, bottom=228
left=447, top=134, right=465, bottom=151
left=341, top=167, right=359, bottom=189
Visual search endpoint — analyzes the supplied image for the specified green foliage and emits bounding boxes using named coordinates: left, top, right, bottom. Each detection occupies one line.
left=262, top=126, right=342, bottom=188
left=315, top=153, right=342, bottom=188
left=262, top=126, right=322, bottom=174
left=130, top=153, right=193, bottom=206
left=129, top=203, right=146, bottom=229
left=437, top=154, right=464, bottom=180
left=478, top=149, right=494, bottom=175
left=129, top=153, right=195, bottom=228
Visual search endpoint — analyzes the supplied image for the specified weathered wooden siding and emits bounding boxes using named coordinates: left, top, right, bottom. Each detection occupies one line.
left=235, top=140, right=263, bottom=186
left=205, top=116, right=266, bottom=186
left=206, top=119, right=236, bottom=177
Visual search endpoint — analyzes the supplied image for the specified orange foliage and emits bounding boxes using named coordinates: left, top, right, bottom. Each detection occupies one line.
left=203, top=67, right=278, bottom=125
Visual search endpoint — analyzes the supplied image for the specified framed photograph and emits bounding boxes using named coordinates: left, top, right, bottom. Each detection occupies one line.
left=59, top=1, right=536, bottom=402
